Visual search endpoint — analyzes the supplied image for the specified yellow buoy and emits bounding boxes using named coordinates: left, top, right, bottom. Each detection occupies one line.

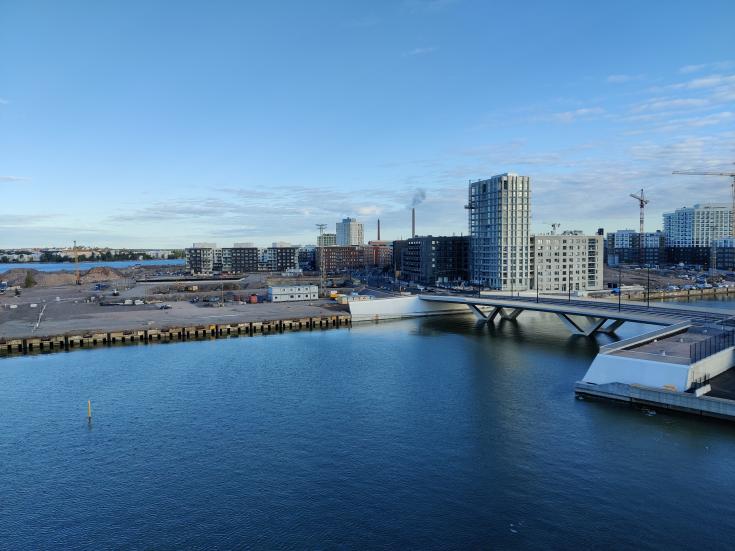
left=87, top=400, right=92, bottom=420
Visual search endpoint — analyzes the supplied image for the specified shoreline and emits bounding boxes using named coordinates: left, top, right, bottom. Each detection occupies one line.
left=0, top=313, right=351, bottom=357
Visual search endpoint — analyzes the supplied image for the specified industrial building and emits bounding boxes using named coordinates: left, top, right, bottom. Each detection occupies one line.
left=267, top=285, right=318, bottom=302
left=468, top=173, right=531, bottom=290
left=396, top=236, right=469, bottom=285
left=336, top=218, right=364, bottom=246
left=531, top=231, right=603, bottom=292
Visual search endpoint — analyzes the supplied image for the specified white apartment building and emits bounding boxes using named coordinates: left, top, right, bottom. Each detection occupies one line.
left=609, top=229, right=636, bottom=249
left=663, top=203, right=733, bottom=247
left=336, top=218, right=364, bottom=246
left=317, top=233, right=337, bottom=247
left=531, top=232, right=603, bottom=292
left=468, top=173, right=531, bottom=290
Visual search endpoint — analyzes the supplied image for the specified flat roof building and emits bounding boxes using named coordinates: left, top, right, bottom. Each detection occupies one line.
left=663, top=203, right=732, bottom=247
left=469, top=173, right=531, bottom=290
left=268, top=285, right=318, bottom=302
left=532, top=232, right=603, bottom=292
left=336, top=218, right=364, bottom=246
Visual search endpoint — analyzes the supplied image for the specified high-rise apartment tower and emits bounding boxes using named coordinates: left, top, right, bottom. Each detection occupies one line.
left=468, top=173, right=531, bottom=290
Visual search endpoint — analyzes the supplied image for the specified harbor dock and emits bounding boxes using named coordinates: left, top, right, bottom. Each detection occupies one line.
left=0, top=314, right=351, bottom=356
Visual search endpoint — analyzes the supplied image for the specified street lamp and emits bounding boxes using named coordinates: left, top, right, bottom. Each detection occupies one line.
left=567, top=271, right=571, bottom=302
left=646, top=265, right=650, bottom=308
left=618, top=264, right=622, bottom=312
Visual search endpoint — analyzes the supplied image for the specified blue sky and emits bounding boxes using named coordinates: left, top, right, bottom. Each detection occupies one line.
left=1, top=0, right=734, bottom=248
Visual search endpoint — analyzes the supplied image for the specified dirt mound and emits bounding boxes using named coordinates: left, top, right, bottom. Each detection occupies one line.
left=0, top=266, right=124, bottom=287
left=81, top=266, right=123, bottom=283
left=0, top=268, right=40, bottom=286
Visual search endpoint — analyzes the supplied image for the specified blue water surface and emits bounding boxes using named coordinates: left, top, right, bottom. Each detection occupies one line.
left=1, top=313, right=734, bottom=549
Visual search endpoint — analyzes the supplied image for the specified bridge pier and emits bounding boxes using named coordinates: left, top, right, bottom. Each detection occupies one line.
left=469, top=305, right=524, bottom=324
left=555, top=314, right=625, bottom=336
left=598, top=319, right=625, bottom=334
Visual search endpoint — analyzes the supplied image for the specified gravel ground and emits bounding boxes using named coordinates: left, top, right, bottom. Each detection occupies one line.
left=0, top=282, right=346, bottom=339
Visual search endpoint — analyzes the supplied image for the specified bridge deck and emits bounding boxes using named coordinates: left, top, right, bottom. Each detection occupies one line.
left=419, top=294, right=735, bottom=327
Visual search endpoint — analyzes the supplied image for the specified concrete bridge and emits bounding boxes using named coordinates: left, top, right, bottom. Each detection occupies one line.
left=418, top=294, right=735, bottom=336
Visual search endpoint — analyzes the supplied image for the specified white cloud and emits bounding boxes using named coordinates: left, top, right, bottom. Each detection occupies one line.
left=0, top=98, right=8, bottom=105
left=0, top=176, right=30, bottom=183
left=549, top=107, right=605, bottom=123
left=632, top=97, right=708, bottom=112
left=679, top=61, right=734, bottom=74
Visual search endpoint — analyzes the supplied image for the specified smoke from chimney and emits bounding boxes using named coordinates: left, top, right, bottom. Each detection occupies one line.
left=377, top=219, right=381, bottom=241
left=411, top=188, right=426, bottom=207
left=412, top=208, right=416, bottom=238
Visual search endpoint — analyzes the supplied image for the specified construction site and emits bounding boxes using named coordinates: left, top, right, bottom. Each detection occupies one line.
left=0, top=259, right=354, bottom=353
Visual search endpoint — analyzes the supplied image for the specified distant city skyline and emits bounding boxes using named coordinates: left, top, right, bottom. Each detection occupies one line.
left=1, top=1, right=733, bottom=248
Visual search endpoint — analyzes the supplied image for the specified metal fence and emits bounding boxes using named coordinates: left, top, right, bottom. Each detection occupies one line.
left=690, top=330, right=735, bottom=363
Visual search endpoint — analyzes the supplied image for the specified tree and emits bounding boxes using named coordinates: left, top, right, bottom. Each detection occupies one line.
left=23, top=272, right=36, bottom=288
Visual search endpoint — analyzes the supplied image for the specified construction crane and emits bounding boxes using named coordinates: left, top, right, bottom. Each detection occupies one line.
left=629, top=189, right=649, bottom=235
left=673, top=166, right=735, bottom=236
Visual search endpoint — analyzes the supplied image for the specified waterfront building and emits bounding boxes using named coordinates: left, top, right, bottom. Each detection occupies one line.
left=531, top=231, right=603, bottom=292
left=315, top=246, right=365, bottom=273
left=468, top=173, right=531, bottom=290
left=186, top=242, right=218, bottom=274
left=663, top=203, right=732, bottom=247
left=229, top=244, right=259, bottom=273
left=712, top=238, right=735, bottom=271
left=392, top=239, right=409, bottom=279
left=397, top=236, right=469, bottom=285
left=259, top=246, right=299, bottom=272
left=186, top=242, right=298, bottom=274
left=317, top=233, right=337, bottom=247
left=662, top=204, right=732, bottom=267
left=336, top=217, right=364, bottom=246
left=298, top=246, right=316, bottom=271
left=606, top=230, right=665, bottom=266
left=365, top=240, right=393, bottom=269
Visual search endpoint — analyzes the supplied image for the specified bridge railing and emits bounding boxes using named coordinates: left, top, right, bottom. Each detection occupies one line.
left=598, top=322, right=691, bottom=354
left=690, top=330, right=735, bottom=363
left=613, top=349, right=691, bottom=365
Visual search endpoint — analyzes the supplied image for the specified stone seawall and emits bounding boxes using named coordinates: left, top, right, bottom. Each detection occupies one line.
left=575, top=381, right=735, bottom=421
left=0, top=314, right=351, bottom=356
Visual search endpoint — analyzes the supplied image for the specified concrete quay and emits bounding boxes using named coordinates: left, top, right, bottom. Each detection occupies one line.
left=0, top=314, right=351, bottom=356
left=575, top=381, right=735, bottom=422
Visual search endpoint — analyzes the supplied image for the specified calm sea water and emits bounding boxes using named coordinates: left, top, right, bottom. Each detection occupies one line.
left=2, top=312, right=735, bottom=549
left=0, top=259, right=184, bottom=273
